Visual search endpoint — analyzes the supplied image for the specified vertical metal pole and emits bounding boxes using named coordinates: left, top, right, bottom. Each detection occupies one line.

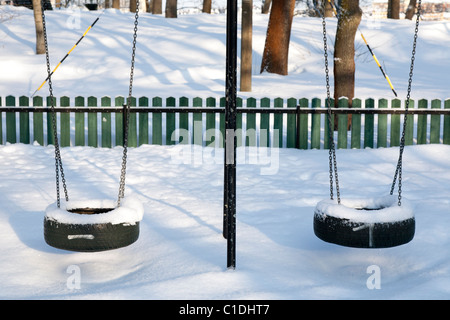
left=224, top=0, right=237, bottom=270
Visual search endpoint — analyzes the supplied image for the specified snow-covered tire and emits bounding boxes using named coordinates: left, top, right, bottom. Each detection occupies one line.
left=313, top=196, right=415, bottom=248
left=43, top=198, right=143, bottom=252
left=44, top=218, right=140, bottom=252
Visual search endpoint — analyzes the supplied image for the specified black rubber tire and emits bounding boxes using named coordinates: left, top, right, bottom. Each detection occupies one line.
left=313, top=214, right=415, bottom=249
left=44, top=217, right=140, bottom=252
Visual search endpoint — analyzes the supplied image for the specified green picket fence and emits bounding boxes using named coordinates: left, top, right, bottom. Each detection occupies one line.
left=1, top=95, right=450, bottom=149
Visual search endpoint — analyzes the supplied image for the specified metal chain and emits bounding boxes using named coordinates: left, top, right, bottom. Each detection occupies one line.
left=41, top=0, right=69, bottom=208
left=390, top=0, right=422, bottom=206
left=322, top=11, right=341, bottom=204
left=117, top=2, right=140, bottom=207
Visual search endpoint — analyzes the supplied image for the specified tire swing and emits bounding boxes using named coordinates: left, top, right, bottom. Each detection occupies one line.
left=313, top=2, right=422, bottom=249
left=41, top=2, right=143, bottom=252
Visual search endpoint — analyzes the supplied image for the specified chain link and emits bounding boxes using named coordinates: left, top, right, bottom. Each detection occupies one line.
left=41, top=0, right=69, bottom=208
left=322, top=10, right=341, bottom=204
left=390, top=0, right=422, bottom=206
left=117, top=2, right=140, bottom=207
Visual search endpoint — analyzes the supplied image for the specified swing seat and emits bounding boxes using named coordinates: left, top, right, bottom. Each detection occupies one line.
left=44, top=197, right=143, bottom=252
left=313, top=195, right=415, bottom=248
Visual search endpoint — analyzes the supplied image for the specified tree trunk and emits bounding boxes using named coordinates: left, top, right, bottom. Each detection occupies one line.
left=113, top=0, right=120, bottom=9
left=260, top=0, right=296, bottom=76
left=388, top=0, right=400, bottom=19
left=149, top=0, right=162, bottom=14
left=130, top=0, right=137, bottom=12
left=314, top=0, right=333, bottom=17
left=333, top=0, right=361, bottom=128
left=202, top=0, right=212, bottom=13
left=32, top=0, right=45, bottom=55
left=240, top=0, right=252, bottom=91
left=166, top=0, right=177, bottom=18
left=405, top=0, right=417, bottom=20
left=262, top=0, right=272, bottom=14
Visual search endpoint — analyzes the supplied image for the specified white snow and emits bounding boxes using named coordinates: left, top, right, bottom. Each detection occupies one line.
left=0, top=6, right=450, bottom=300
left=314, top=195, right=414, bottom=223
left=45, top=196, right=144, bottom=225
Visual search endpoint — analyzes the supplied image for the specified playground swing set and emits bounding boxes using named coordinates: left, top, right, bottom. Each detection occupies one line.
left=38, top=0, right=422, bottom=269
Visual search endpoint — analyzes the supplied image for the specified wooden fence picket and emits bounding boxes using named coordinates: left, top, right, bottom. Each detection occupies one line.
left=246, top=97, right=256, bottom=147
left=166, top=97, right=176, bottom=146
left=405, top=99, right=414, bottom=146
left=377, top=99, right=388, bottom=148
left=390, top=99, right=401, bottom=147
left=193, top=97, right=202, bottom=146
left=101, top=96, right=112, bottom=148
left=19, top=96, right=30, bottom=145
left=286, top=98, right=296, bottom=149
left=152, top=97, right=163, bottom=146
left=430, top=99, right=441, bottom=144
left=260, top=97, right=270, bottom=147
left=75, top=96, right=85, bottom=146
left=6, top=95, right=16, bottom=144
left=444, top=99, right=450, bottom=144
left=33, top=96, right=44, bottom=146
left=351, top=98, right=362, bottom=149
left=139, top=96, right=149, bottom=146
left=205, top=97, right=216, bottom=148
left=60, top=96, right=70, bottom=147
left=311, top=98, right=321, bottom=150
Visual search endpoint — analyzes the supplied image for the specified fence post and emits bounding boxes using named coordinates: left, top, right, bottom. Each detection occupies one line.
left=60, top=96, right=70, bottom=147
left=33, top=96, right=44, bottom=146
left=430, top=99, right=441, bottom=144
left=364, top=98, right=374, bottom=149
left=377, top=98, right=388, bottom=148
left=139, top=96, right=149, bottom=146
left=19, top=96, right=30, bottom=144
left=6, top=95, right=16, bottom=144
left=311, top=98, right=321, bottom=149
left=444, top=99, right=450, bottom=145
left=152, top=97, right=163, bottom=145
left=390, top=99, right=401, bottom=147
left=101, top=96, right=112, bottom=148
left=351, top=98, right=361, bottom=149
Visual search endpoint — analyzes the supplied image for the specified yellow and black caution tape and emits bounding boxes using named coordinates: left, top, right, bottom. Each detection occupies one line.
left=326, top=0, right=398, bottom=97
left=31, top=13, right=103, bottom=97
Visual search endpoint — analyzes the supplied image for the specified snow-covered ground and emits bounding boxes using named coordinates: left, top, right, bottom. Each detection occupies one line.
left=0, top=6, right=449, bottom=300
